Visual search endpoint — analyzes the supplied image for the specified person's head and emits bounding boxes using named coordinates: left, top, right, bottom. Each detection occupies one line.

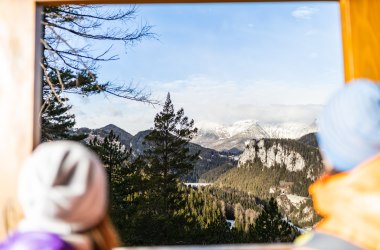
left=317, top=79, right=380, bottom=172
left=17, top=141, right=119, bottom=250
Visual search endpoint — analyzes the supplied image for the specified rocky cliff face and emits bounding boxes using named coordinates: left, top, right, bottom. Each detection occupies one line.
left=215, top=138, right=324, bottom=227
left=238, top=138, right=323, bottom=182
left=238, top=139, right=306, bottom=172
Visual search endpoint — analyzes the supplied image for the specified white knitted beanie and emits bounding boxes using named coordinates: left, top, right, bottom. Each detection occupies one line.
left=18, top=141, right=107, bottom=235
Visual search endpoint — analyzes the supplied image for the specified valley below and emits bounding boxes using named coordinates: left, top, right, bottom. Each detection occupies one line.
left=77, top=120, right=323, bottom=230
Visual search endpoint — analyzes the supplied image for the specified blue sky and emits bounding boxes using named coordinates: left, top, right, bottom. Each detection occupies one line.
left=69, top=2, right=343, bottom=134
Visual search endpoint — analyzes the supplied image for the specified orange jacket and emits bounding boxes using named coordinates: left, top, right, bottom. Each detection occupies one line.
left=309, top=154, right=380, bottom=250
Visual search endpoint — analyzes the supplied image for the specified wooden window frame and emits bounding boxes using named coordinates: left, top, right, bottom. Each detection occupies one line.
left=0, top=0, right=379, bottom=240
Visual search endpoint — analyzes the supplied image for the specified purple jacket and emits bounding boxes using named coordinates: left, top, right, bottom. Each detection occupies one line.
left=0, top=231, right=75, bottom=250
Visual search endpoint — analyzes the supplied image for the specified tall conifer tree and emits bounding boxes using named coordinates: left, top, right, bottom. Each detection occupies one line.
left=142, top=93, right=199, bottom=214
left=89, top=130, right=138, bottom=237
left=89, top=130, right=130, bottom=184
left=41, top=96, right=77, bottom=141
left=249, top=197, right=299, bottom=243
left=132, top=93, right=199, bottom=244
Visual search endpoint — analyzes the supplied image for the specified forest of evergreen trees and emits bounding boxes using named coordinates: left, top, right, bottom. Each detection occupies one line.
left=84, top=94, right=300, bottom=245
left=215, top=139, right=323, bottom=198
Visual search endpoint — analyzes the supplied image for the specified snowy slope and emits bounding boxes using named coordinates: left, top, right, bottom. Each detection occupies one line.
left=192, top=120, right=317, bottom=151
left=260, top=121, right=317, bottom=139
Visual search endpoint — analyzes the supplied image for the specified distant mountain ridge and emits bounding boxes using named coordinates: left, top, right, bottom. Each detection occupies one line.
left=77, top=123, right=322, bottom=227
left=192, top=120, right=317, bottom=152
left=78, top=124, right=237, bottom=182
left=77, top=122, right=319, bottom=184
left=77, top=124, right=133, bottom=146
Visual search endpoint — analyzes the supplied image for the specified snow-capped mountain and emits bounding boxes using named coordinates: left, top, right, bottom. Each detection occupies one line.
left=192, top=120, right=317, bottom=151
left=261, top=120, right=317, bottom=139
left=192, top=120, right=267, bottom=152
left=194, top=121, right=231, bottom=140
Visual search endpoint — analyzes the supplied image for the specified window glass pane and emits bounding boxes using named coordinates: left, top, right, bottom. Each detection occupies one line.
left=41, top=2, right=342, bottom=245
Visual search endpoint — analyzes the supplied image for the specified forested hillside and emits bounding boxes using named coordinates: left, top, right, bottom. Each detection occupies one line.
left=80, top=122, right=324, bottom=230
left=79, top=96, right=303, bottom=244
left=218, top=138, right=323, bottom=197
left=211, top=138, right=323, bottom=227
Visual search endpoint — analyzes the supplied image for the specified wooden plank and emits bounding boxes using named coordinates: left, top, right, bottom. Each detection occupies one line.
left=36, top=0, right=336, bottom=5
left=0, top=0, right=37, bottom=239
left=115, top=245, right=293, bottom=250
left=34, top=6, right=43, bottom=148
left=340, top=0, right=380, bottom=82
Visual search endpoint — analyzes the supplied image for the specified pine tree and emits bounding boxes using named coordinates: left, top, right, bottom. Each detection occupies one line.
left=131, top=93, right=199, bottom=244
left=183, top=187, right=231, bottom=244
left=234, top=203, right=245, bottom=232
left=88, top=130, right=140, bottom=238
left=41, top=96, right=77, bottom=141
left=89, top=130, right=130, bottom=185
left=249, top=197, right=299, bottom=243
left=142, top=93, right=199, bottom=215
left=88, top=129, right=130, bottom=212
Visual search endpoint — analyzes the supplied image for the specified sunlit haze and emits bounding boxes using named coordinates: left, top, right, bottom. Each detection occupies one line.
left=69, top=2, right=343, bottom=135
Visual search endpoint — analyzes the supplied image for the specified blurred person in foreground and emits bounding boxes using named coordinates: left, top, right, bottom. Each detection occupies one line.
left=0, top=141, right=119, bottom=250
left=295, top=79, right=380, bottom=250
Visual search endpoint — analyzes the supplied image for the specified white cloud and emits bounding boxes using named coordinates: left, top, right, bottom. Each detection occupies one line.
left=291, top=6, right=319, bottom=20
left=143, top=76, right=333, bottom=127
left=224, top=104, right=322, bottom=125
left=70, top=76, right=339, bottom=135
left=69, top=94, right=159, bottom=134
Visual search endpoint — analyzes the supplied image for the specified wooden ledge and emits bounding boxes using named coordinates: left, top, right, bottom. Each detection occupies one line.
left=115, top=244, right=293, bottom=250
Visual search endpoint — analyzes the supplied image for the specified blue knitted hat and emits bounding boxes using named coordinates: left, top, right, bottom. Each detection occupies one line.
left=317, top=79, right=380, bottom=171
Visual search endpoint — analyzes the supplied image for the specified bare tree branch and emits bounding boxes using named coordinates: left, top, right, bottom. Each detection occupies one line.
left=57, top=5, right=137, bottom=22
left=43, top=21, right=154, bottom=44
left=40, top=62, right=62, bottom=103
left=42, top=6, right=159, bottom=104
left=51, top=45, right=119, bottom=62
